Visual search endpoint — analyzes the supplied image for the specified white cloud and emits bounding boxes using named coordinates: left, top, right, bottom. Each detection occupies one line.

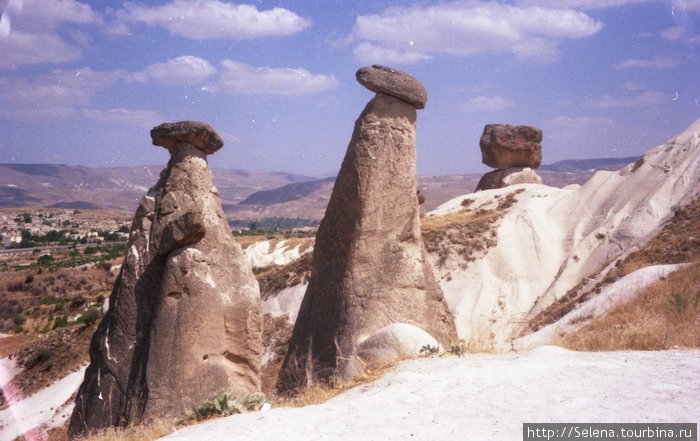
left=83, top=108, right=166, bottom=128
left=348, top=2, right=602, bottom=64
left=622, top=81, right=642, bottom=91
left=0, top=0, right=102, bottom=69
left=461, top=96, right=516, bottom=112
left=588, top=91, right=667, bottom=108
left=352, top=42, right=431, bottom=65
left=12, top=0, right=100, bottom=29
left=0, top=30, right=83, bottom=68
left=132, top=56, right=216, bottom=85
left=0, top=67, right=126, bottom=120
left=207, top=60, right=339, bottom=95
left=660, top=26, right=700, bottom=45
left=122, top=0, right=311, bottom=40
left=661, top=26, right=684, bottom=41
left=515, top=0, right=651, bottom=10
left=672, top=0, right=700, bottom=12
left=614, top=56, right=680, bottom=69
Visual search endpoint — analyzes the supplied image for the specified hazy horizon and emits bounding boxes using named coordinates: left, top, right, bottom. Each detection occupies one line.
left=1, top=0, right=698, bottom=176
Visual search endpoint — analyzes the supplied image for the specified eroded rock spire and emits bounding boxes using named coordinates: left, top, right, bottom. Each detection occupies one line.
left=69, top=121, right=262, bottom=436
left=276, top=66, right=456, bottom=394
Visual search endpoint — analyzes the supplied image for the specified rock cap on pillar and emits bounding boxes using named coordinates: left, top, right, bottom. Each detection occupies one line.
left=151, top=121, right=224, bottom=154
left=480, top=124, right=542, bottom=169
left=356, top=65, right=428, bottom=109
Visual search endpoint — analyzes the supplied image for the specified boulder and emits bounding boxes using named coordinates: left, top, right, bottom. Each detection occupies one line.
left=356, top=65, right=428, bottom=109
left=475, top=167, right=543, bottom=191
left=480, top=124, right=542, bottom=169
left=276, top=70, right=456, bottom=394
left=69, top=122, right=261, bottom=436
left=150, top=120, right=223, bottom=154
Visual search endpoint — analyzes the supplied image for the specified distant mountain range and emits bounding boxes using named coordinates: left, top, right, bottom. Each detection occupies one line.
left=0, top=156, right=638, bottom=221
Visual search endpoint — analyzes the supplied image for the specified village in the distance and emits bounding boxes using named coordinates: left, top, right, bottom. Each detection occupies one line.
left=0, top=208, right=134, bottom=268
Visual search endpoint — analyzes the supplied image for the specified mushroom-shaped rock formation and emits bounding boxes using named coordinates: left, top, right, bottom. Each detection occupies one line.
left=69, top=121, right=261, bottom=437
left=476, top=124, right=543, bottom=191
left=480, top=124, right=542, bottom=169
left=276, top=67, right=456, bottom=394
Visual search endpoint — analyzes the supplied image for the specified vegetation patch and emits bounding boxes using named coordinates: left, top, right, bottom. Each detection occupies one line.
left=10, top=323, right=97, bottom=397
left=71, top=419, right=174, bottom=441
left=558, top=263, right=700, bottom=350
left=184, top=391, right=267, bottom=423
left=256, top=253, right=313, bottom=300
left=421, top=189, right=524, bottom=267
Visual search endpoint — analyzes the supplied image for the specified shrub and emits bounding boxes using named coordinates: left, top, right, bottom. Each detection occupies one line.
left=189, top=392, right=267, bottom=422
left=77, top=307, right=101, bottom=326
left=449, top=339, right=468, bottom=357
left=419, top=344, right=439, bottom=356
left=70, top=295, right=86, bottom=309
left=25, top=348, right=51, bottom=369
left=53, top=315, right=69, bottom=329
left=40, top=295, right=62, bottom=305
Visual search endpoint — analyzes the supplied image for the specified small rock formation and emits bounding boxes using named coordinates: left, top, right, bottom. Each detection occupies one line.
left=276, top=66, right=456, bottom=394
left=69, top=121, right=262, bottom=437
left=476, top=124, right=543, bottom=191
left=475, top=167, right=543, bottom=191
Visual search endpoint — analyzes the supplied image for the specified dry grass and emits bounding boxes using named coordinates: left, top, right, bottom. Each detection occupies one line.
left=274, top=359, right=402, bottom=408
left=72, top=420, right=175, bottom=441
left=256, top=253, right=312, bottom=300
left=421, top=189, right=523, bottom=267
left=559, top=263, right=700, bottom=351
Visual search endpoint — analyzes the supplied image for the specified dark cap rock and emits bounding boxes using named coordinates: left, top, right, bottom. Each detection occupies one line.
left=151, top=121, right=224, bottom=154
left=480, top=124, right=542, bottom=169
left=356, top=65, right=427, bottom=109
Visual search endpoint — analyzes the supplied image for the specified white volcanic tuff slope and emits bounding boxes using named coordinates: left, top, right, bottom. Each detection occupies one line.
left=429, top=119, right=700, bottom=349
left=242, top=239, right=314, bottom=269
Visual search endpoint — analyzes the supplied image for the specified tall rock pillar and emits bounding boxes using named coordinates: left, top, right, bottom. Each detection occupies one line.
left=69, top=121, right=262, bottom=436
left=277, top=66, right=456, bottom=393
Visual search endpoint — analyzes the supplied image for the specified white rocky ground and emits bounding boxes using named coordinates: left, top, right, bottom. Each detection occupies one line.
left=0, top=360, right=85, bottom=441
left=429, top=118, right=700, bottom=349
left=2, top=349, right=697, bottom=440
left=162, top=348, right=699, bottom=441
left=243, top=239, right=313, bottom=268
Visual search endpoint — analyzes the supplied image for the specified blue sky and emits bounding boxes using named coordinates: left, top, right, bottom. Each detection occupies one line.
left=0, top=0, right=698, bottom=176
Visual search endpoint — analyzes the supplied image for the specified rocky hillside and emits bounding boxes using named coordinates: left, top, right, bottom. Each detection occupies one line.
left=1, top=157, right=639, bottom=222
left=0, top=163, right=314, bottom=212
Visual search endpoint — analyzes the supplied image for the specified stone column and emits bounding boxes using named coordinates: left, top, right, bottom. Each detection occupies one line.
left=277, top=66, right=456, bottom=394
left=69, top=121, right=262, bottom=436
